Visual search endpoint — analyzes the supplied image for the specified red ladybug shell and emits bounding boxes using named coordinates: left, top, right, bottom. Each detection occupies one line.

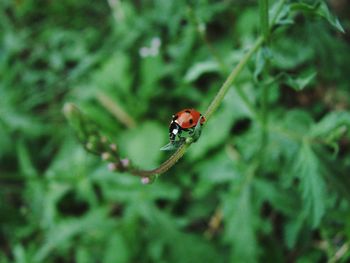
left=173, top=109, right=205, bottom=129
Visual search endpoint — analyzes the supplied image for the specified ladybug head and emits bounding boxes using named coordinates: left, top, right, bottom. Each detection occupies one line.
left=169, top=121, right=181, bottom=143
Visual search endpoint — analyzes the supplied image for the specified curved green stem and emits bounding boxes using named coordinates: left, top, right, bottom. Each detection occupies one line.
left=130, top=143, right=189, bottom=177
left=132, top=36, right=264, bottom=178
left=188, top=6, right=257, bottom=117
left=204, top=36, right=264, bottom=121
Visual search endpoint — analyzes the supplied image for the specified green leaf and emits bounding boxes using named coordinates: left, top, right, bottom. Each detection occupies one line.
left=139, top=55, right=164, bottom=100
left=284, top=214, right=305, bottom=249
left=0, top=121, right=12, bottom=157
left=284, top=71, right=317, bottom=91
left=76, top=247, right=94, bottom=263
left=317, top=2, right=345, bottom=33
left=16, top=140, right=38, bottom=178
left=103, top=234, right=130, bottom=263
left=159, top=142, right=177, bottom=151
left=95, top=168, right=180, bottom=203
left=293, top=141, right=326, bottom=228
left=269, top=0, right=291, bottom=26
left=290, top=2, right=345, bottom=33
left=254, top=46, right=272, bottom=81
left=160, top=141, right=183, bottom=151
left=271, top=38, right=315, bottom=70
left=223, top=184, right=258, bottom=263
left=193, top=151, right=241, bottom=198
left=184, top=60, right=220, bottom=83
left=253, top=178, right=297, bottom=215
left=92, top=52, right=132, bottom=95
left=167, top=234, right=222, bottom=263
left=146, top=207, right=222, bottom=263
left=44, top=138, right=88, bottom=180
left=310, top=111, right=350, bottom=140
left=34, top=208, right=114, bottom=262
left=235, top=8, right=259, bottom=40
left=309, top=111, right=350, bottom=156
left=13, top=244, right=27, bottom=263
left=316, top=148, right=350, bottom=203
left=280, top=110, right=314, bottom=134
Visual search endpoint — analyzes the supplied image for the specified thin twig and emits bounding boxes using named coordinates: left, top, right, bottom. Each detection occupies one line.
left=328, top=242, right=349, bottom=263
left=205, top=207, right=223, bottom=239
left=204, top=36, right=264, bottom=121
left=187, top=6, right=257, bottom=116
left=97, top=92, right=137, bottom=129
left=129, top=143, right=190, bottom=177
left=260, top=0, right=269, bottom=40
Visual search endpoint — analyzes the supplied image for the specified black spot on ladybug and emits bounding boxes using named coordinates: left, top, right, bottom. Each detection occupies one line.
left=185, top=110, right=191, bottom=113
left=189, top=118, right=193, bottom=125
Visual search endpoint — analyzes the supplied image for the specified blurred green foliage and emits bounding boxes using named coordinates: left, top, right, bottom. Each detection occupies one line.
left=1, top=0, right=350, bottom=262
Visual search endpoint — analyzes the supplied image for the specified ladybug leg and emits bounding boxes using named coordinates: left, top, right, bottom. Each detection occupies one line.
left=190, top=116, right=204, bottom=142
left=177, top=128, right=189, bottom=142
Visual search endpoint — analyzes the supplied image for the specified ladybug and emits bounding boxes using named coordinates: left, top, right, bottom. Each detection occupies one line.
left=169, top=109, right=206, bottom=143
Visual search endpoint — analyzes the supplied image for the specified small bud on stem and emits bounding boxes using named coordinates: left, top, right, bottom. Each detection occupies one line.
left=108, top=163, right=118, bottom=171
left=120, top=158, right=130, bottom=168
left=141, top=177, right=151, bottom=184
left=101, top=152, right=111, bottom=161
left=110, top=144, right=117, bottom=151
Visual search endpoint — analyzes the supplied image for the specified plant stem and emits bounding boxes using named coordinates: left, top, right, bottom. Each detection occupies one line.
left=130, top=143, right=190, bottom=177
left=204, top=36, right=264, bottom=121
left=259, top=77, right=269, bottom=161
left=97, top=92, right=136, bottom=129
left=260, top=83, right=269, bottom=127
left=260, top=0, right=269, bottom=40
left=188, top=6, right=257, bottom=116
left=258, top=0, right=271, bottom=163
